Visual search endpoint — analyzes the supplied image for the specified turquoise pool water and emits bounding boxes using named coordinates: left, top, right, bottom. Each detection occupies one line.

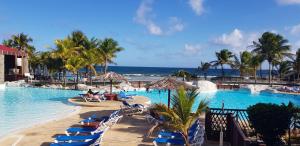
left=129, top=89, right=300, bottom=110
left=0, top=87, right=81, bottom=137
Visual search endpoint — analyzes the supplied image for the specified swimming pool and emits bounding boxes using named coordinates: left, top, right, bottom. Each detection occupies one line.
left=0, top=87, right=81, bottom=137
left=130, top=89, right=300, bottom=110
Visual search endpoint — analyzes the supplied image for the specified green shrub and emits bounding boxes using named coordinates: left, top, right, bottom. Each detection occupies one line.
left=247, top=102, right=295, bottom=146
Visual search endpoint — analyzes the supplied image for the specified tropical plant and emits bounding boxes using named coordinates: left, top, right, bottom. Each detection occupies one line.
left=99, top=38, right=124, bottom=74
left=148, top=86, right=208, bottom=146
left=40, top=51, right=63, bottom=81
left=198, top=62, right=211, bottom=80
left=252, top=32, right=291, bottom=85
left=249, top=55, right=262, bottom=83
left=52, top=38, right=75, bottom=86
left=233, top=51, right=253, bottom=77
left=290, top=48, right=300, bottom=81
left=65, top=56, right=85, bottom=89
left=276, top=61, right=292, bottom=80
left=173, top=70, right=191, bottom=81
left=210, top=49, right=236, bottom=77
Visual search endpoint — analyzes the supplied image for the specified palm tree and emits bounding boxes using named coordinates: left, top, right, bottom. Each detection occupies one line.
left=65, top=56, right=85, bottom=89
left=249, top=55, right=262, bottom=84
left=81, top=38, right=100, bottom=85
left=252, top=32, right=290, bottom=85
left=210, top=49, right=236, bottom=77
left=40, top=51, right=63, bottom=82
left=276, top=61, right=292, bottom=80
left=198, top=62, right=211, bottom=80
left=173, top=70, right=191, bottom=81
left=52, top=38, right=74, bottom=86
left=2, top=33, right=35, bottom=74
left=148, top=86, right=208, bottom=146
left=99, top=38, right=124, bottom=74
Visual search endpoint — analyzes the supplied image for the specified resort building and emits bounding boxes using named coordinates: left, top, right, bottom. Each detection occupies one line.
left=0, top=45, right=28, bottom=83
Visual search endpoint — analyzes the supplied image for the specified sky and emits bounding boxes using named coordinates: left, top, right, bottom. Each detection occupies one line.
left=1, top=0, right=300, bottom=68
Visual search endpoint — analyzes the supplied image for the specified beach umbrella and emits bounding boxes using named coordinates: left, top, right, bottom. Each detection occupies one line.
left=102, top=72, right=127, bottom=94
left=146, top=77, right=195, bottom=108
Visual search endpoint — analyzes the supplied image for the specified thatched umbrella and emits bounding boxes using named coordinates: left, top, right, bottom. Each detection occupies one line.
left=146, top=77, right=195, bottom=108
left=102, top=72, right=127, bottom=94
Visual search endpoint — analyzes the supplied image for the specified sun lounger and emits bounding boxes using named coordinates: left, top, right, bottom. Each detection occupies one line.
left=52, top=129, right=107, bottom=146
left=56, top=131, right=104, bottom=142
left=153, top=119, right=204, bottom=146
left=118, top=91, right=135, bottom=100
left=79, top=93, right=106, bottom=102
left=121, top=101, right=145, bottom=115
left=80, top=116, right=109, bottom=125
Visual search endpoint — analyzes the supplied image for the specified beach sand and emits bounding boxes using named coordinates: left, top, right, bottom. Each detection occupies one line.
left=0, top=96, right=226, bottom=146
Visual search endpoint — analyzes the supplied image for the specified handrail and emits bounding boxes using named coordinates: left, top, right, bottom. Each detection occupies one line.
left=227, top=114, right=251, bottom=146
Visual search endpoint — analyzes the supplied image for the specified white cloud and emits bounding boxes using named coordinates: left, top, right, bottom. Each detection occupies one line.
left=213, top=29, right=260, bottom=53
left=289, top=24, right=300, bottom=35
left=188, top=0, right=205, bottom=15
left=277, top=0, right=300, bottom=5
left=214, top=29, right=244, bottom=48
left=183, top=44, right=202, bottom=56
left=134, top=0, right=184, bottom=35
left=166, top=17, right=184, bottom=34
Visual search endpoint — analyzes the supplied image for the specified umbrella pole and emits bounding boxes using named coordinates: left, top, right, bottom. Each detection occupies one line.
left=168, top=89, right=171, bottom=109
left=110, top=80, right=113, bottom=94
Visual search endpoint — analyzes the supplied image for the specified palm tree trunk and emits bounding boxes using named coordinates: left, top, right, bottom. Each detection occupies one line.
left=104, top=58, right=108, bottom=74
left=254, top=67, right=257, bottom=84
left=76, top=71, right=79, bottom=90
left=110, top=79, right=113, bottom=94
left=89, top=70, right=92, bottom=86
left=260, top=65, right=263, bottom=80
left=204, top=73, right=207, bottom=80
left=63, top=69, right=66, bottom=87
left=181, top=133, right=190, bottom=146
left=269, top=62, right=271, bottom=86
left=221, top=64, right=224, bottom=81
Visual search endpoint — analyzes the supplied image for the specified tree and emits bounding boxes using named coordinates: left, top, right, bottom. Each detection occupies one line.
left=249, top=55, right=262, bottom=84
left=290, top=48, right=300, bottom=82
left=252, top=32, right=290, bottom=85
left=99, top=38, right=124, bottom=74
left=40, top=51, right=63, bottom=82
left=173, top=70, right=191, bottom=81
left=65, top=56, right=85, bottom=89
left=3, top=33, right=35, bottom=74
left=148, top=86, right=208, bottom=146
left=248, top=103, right=296, bottom=146
left=52, top=38, right=74, bottom=86
left=276, top=61, right=292, bottom=80
left=210, top=49, right=236, bottom=77
left=198, top=62, right=211, bottom=80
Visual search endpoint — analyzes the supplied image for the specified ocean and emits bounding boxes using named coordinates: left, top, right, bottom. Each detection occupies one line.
left=89, top=66, right=270, bottom=81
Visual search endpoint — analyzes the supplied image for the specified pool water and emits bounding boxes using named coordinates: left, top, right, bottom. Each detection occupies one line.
left=0, top=87, right=81, bottom=137
left=129, top=89, right=300, bottom=110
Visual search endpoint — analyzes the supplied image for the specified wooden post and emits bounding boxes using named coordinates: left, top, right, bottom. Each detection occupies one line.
left=110, top=79, right=113, bottom=94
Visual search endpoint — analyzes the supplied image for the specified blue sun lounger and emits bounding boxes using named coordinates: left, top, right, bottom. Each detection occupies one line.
left=153, top=119, right=204, bottom=146
left=118, top=91, right=135, bottom=99
left=80, top=116, right=109, bottom=124
left=65, top=127, right=98, bottom=135
left=56, top=131, right=104, bottom=142
left=158, top=119, right=200, bottom=138
left=50, top=132, right=101, bottom=146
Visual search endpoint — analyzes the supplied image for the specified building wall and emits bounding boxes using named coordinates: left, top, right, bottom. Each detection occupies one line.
left=0, top=54, right=4, bottom=83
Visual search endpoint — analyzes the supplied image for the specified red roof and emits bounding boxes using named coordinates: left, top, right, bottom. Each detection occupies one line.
left=0, top=45, right=26, bottom=56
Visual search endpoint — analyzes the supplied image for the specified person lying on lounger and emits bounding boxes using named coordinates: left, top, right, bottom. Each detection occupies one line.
left=84, top=89, right=105, bottom=102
